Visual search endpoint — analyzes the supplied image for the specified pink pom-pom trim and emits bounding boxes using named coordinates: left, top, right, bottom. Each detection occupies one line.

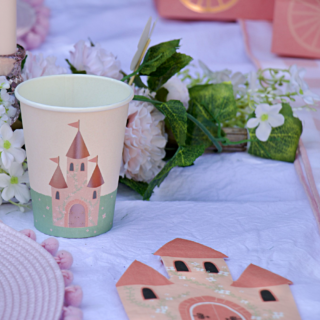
left=55, top=250, right=74, bottom=270
left=19, top=229, right=36, bottom=241
left=64, top=286, right=83, bottom=308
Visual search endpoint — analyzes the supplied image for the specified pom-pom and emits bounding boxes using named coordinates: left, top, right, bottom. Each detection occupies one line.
left=41, top=237, right=59, bottom=256
left=64, top=286, right=83, bottom=307
left=61, top=270, right=74, bottom=287
left=54, top=250, right=73, bottom=270
left=19, top=229, right=36, bottom=241
left=62, top=306, right=83, bottom=320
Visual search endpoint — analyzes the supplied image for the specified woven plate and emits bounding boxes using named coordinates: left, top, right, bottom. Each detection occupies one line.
left=0, top=223, right=64, bottom=320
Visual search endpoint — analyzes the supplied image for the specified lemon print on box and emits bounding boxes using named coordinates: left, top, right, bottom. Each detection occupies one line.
left=288, top=0, right=320, bottom=54
left=180, top=0, right=239, bottom=13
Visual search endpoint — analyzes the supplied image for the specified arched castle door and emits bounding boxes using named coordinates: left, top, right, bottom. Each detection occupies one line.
left=179, top=296, right=251, bottom=320
left=191, top=302, right=246, bottom=320
left=69, top=204, right=86, bottom=227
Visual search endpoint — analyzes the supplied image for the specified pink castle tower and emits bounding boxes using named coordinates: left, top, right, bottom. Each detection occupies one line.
left=49, top=120, right=105, bottom=229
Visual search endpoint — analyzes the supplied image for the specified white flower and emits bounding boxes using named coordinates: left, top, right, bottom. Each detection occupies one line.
left=218, top=271, right=229, bottom=276
left=0, top=76, right=10, bottom=89
left=0, top=89, right=15, bottom=108
left=206, top=277, right=216, bottom=282
left=22, top=52, right=67, bottom=80
left=155, top=306, right=168, bottom=314
left=273, top=312, right=284, bottom=319
left=302, top=89, right=320, bottom=105
left=247, top=103, right=285, bottom=142
left=0, top=124, right=26, bottom=169
left=0, top=104, right=16, bottom=126
left=0, top=162, right=30, bottom=203
left=163, top=76, right=190, bottom=108
left=120, top=87, right=167, bottom=183
left=289, top=65, right=308, bottom=93
left=178, top=276, right=186, bottom=279
left=69, top=40, right=122, bottom=80
left=199, top=61, right=246, bottom=97
left=247, top=71, right=261, bottom=102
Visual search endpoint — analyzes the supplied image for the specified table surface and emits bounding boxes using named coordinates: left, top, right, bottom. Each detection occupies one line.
left=1, top=1, right=320, bottom=319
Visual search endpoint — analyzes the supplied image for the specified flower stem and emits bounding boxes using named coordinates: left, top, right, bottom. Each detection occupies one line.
left=186, top=114, right=222, bottom=153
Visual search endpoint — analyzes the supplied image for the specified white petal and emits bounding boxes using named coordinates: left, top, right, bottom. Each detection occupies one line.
left=268, top=114, right=285, bottom=128
left=255, top=104, right=271, bottom=117
left=1, top=151, right=14, bottom=169
left=9, top=148, right=26, bottom=164
left=0, top=123, right=13, bottom=140
left=268, top=103, right=282, bottom=115
left=2, top=185, right=15, bottom=201
left=256, top=121, right=272, bottom=142
left=9, top=162, right=24, bottom=177
left=13, top=184, right=30, bottom=204
left=19, top=172, right=29, bottom=184
left=0, top=174, right=10, bottom=187
left=10, top=130, right=24, bottom=148
left=247, top=118, right=260, bottom=128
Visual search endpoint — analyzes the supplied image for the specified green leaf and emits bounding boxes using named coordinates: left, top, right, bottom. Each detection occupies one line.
left=133, top=75, right=148, bottom=88
left=155, top=87, right=169, bottom=102
left=248, top=103, right=302, bottom=163
left=147, top=53, right=193, bottom=91
left=66, top=59, right=87, bottom=74
left=21, top=55, right=28, bottom=71
left=143, top=145, right=205, bottom=200
left=186, top=99, right=220, bottom=149
left=119, top=177, right=148, bottom=197
left=156, top=100, right=187, bottom=146
left=140, top=40, right=180, bottom=75
left=187, top=113, right=222, bottom=152
left=133, top=96, right=187, bottom=146
left=189, top=83, right=237, bottom=123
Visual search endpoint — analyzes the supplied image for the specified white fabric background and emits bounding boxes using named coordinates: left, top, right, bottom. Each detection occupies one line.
left=1, top=1, right=320, bottom=319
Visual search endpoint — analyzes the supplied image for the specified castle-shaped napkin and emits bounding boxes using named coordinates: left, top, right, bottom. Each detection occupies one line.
left=117, top=238, right=301, bottom=320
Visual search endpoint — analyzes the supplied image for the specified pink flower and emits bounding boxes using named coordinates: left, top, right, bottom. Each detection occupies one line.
left=17, top=0, right=50, bottom=50
left=69, top=40, right=122, bottom=80
left=102, top=213, right=106, bottom=219
left=120, top=87, right=167, bottom=183
left=22, top=52, right=67, bottom=80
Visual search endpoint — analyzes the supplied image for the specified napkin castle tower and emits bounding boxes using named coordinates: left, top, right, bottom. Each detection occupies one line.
left=49, top=121, right=105, bottom=228
left=117, top=238, right=301, bottom=320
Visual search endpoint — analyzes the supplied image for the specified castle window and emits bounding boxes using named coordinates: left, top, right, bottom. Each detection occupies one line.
left=174, top=261, right=189, bottom=272
left=55, top=191, right=60, bottom=200
left=260, top=290, right=276, bottom=302
left=204, top=262, right=219, bottom=273
left=93, top=191, right=97, bottom=199
left=70, top=163, right=74, bottom=171
left=142, top=288, right=157, bottom=300
left=81, top=163, right=85, bottom=171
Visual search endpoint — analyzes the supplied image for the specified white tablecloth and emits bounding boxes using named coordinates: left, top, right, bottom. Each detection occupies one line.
left=1, top=1, right=320, bottom=319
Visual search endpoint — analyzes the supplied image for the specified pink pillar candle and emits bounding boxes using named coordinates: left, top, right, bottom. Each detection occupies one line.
left=0, top=0, right=17, bottom=55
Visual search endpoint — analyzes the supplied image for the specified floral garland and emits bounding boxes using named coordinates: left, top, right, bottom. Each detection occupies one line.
left=1, top=31, right=319, bottom=208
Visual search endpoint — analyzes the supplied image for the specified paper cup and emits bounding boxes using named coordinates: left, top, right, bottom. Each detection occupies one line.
left=15, top=74, right=133, bottom=238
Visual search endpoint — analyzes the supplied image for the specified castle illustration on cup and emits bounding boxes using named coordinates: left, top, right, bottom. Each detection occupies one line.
left=49, top=120, right=105, bottom=228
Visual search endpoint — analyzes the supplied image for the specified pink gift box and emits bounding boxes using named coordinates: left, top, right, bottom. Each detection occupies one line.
left=154, top=0, right=275, bottom=21
left=272, top=0, right=320, bottom=59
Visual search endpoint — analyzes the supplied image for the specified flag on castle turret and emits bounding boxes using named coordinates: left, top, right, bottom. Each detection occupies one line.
left=50, top=157, right=59, bottom=164
left=68, top=120, right=80, bottom=129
